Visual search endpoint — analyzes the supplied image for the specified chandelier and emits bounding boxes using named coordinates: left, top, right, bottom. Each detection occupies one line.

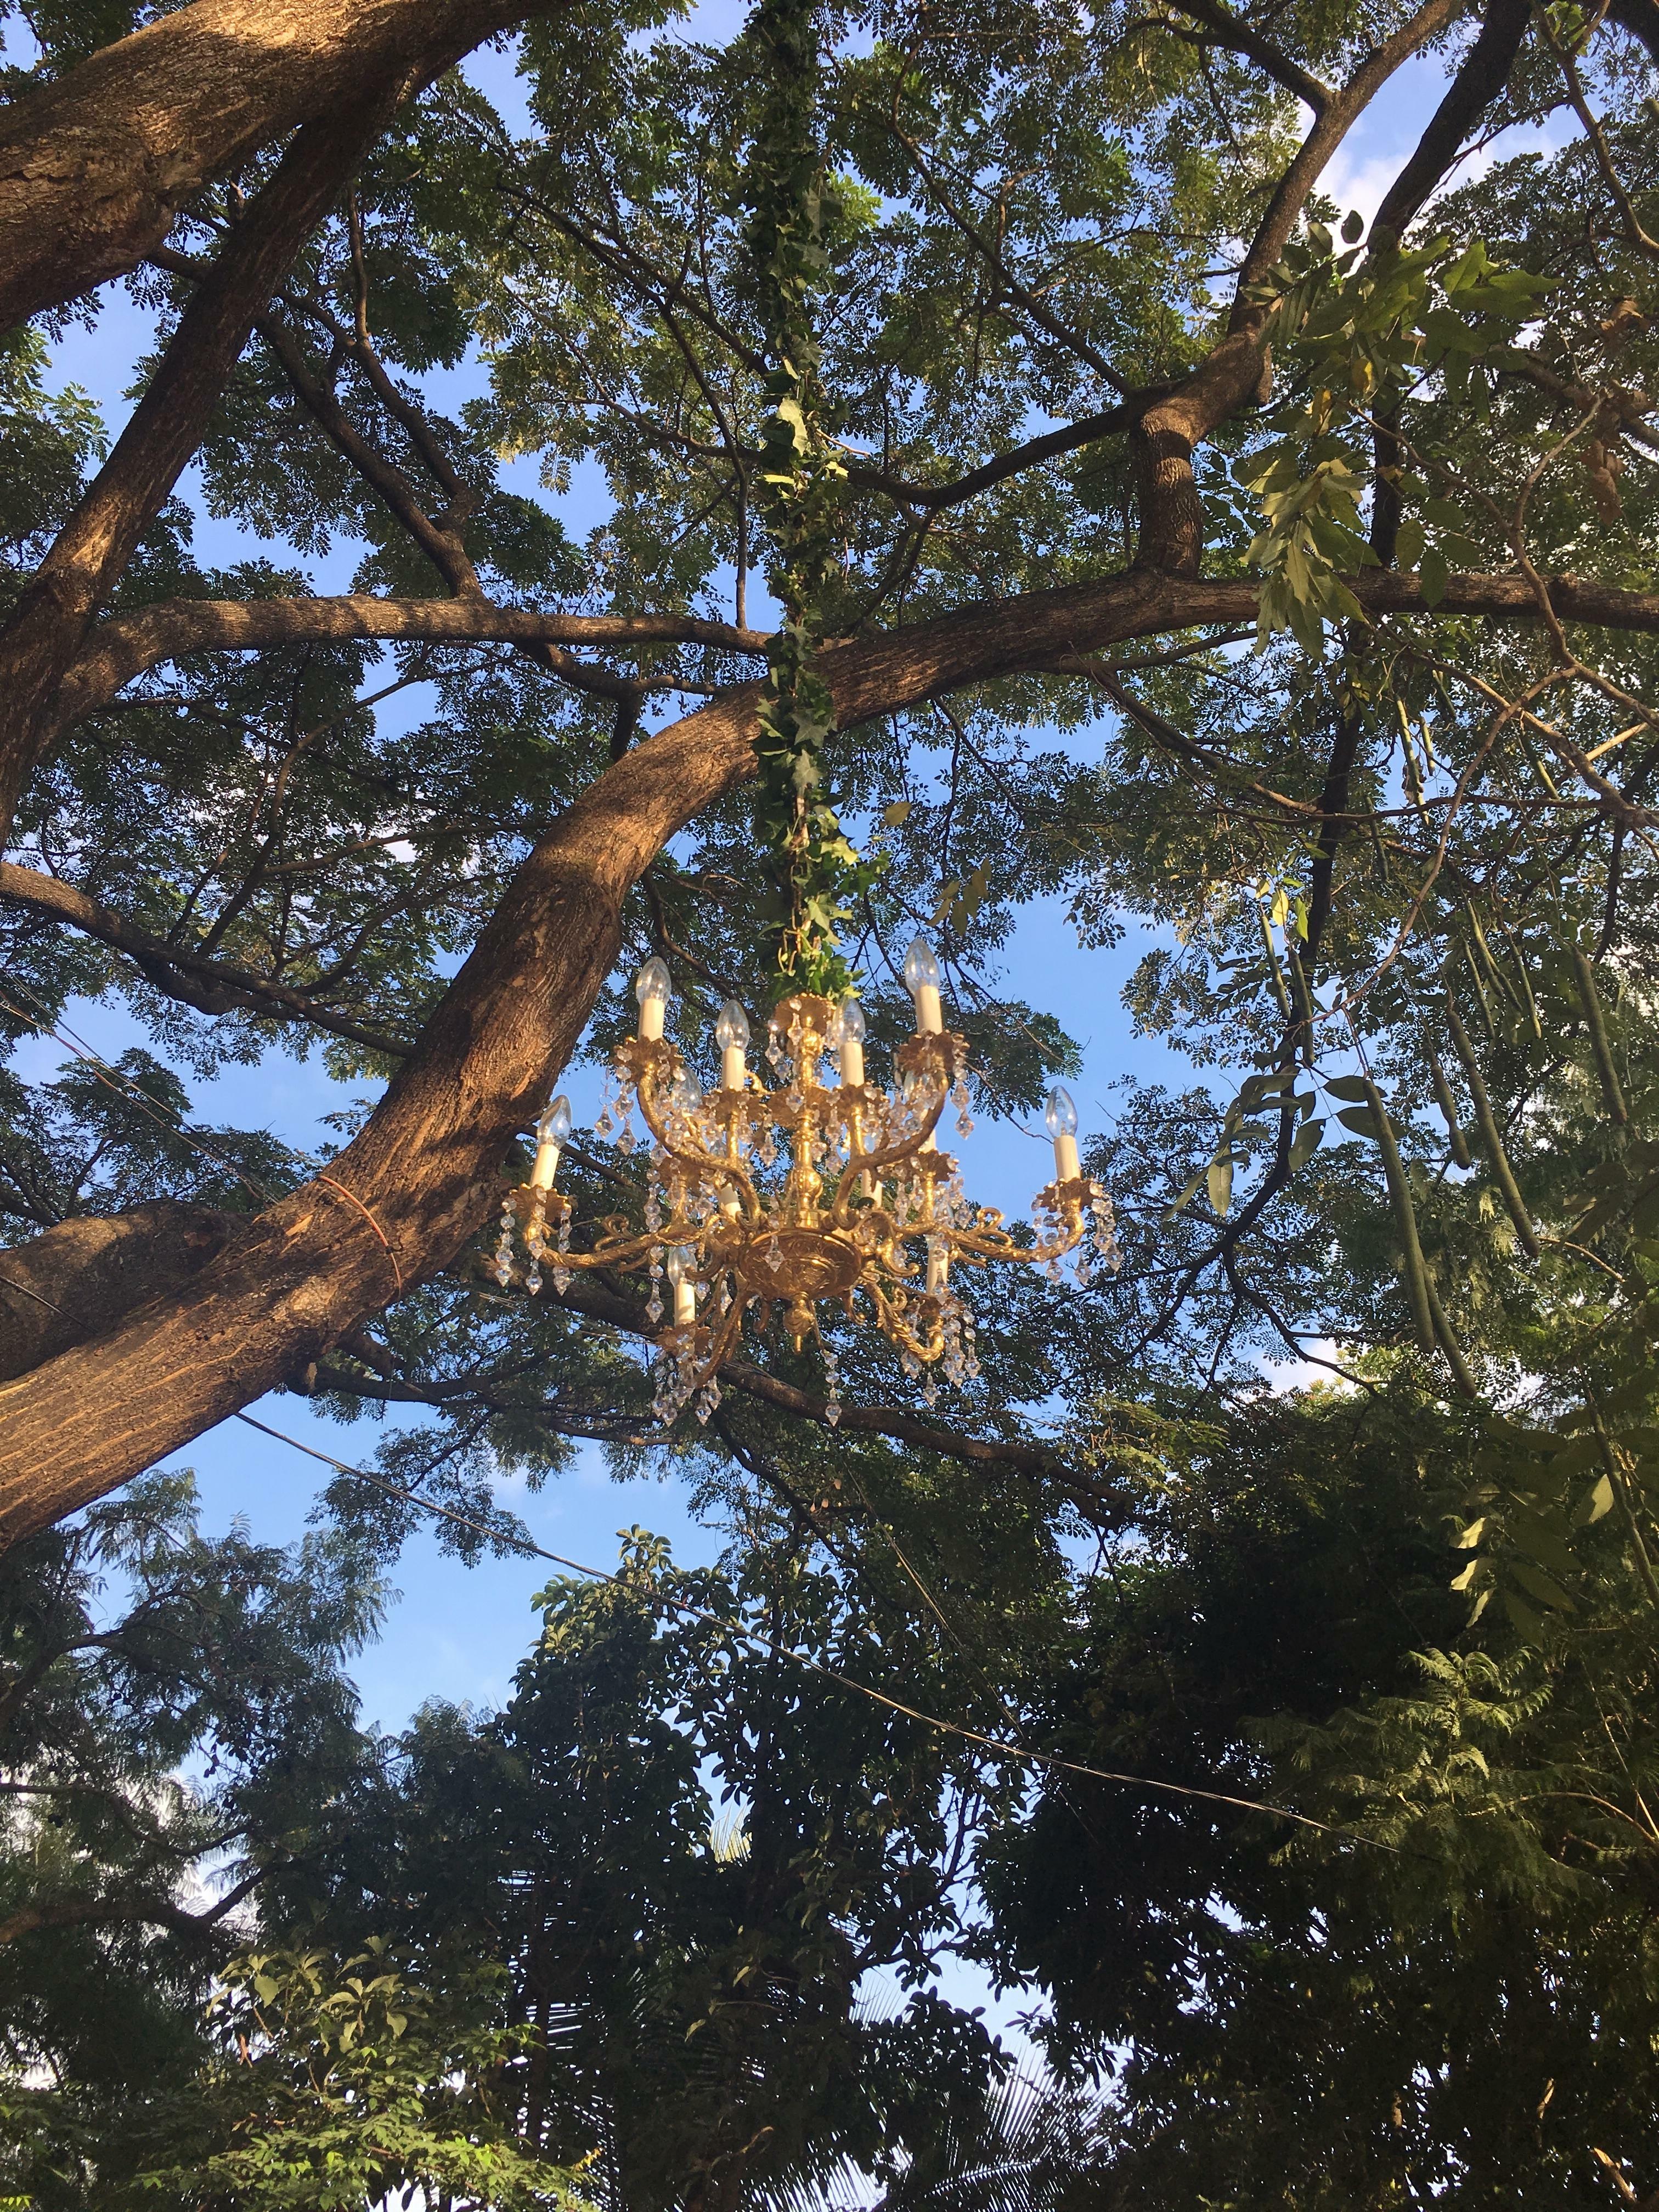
left=493, top=940, right=1118, bottom=1427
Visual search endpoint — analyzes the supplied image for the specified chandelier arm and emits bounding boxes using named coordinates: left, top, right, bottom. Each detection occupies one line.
left=943, top=1220, right=1087, bottom=1266
left=634, top=1059, right=767, bottom=1221
left=541, top=1230, right=661, bottom=1273
left=828, top=1084, right=951, bottom=1216
left=687, top=1293, right=747, bottom=1392
left=861, top=1274, right=948, bottom=1365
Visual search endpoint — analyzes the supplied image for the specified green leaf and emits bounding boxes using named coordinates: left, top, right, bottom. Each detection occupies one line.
left=1508, top=1558, right=1577, bottom=1612
left=1335, top=1105, right=1384, bottom=1138
left=1577, top=1472, right=1616, bottom=1525
left=1419, top=546, right=1449, bottom=607
left=1288, top=1118, right=1326, bottom=1169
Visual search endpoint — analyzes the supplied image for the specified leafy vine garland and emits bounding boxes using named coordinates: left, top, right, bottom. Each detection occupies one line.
left=742, top=0, right=878, bottom=1002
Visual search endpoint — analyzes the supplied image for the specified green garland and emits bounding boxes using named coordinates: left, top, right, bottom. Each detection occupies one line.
left=742, top=0, right=876, bottom=1002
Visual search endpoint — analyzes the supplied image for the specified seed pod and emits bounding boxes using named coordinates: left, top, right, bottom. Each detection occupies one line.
left=1429, top=1051, right=1474, bottom=1169
left=1461, top=943, right=1495, bottom=1037
left=1284, top=931, right=1316, bottom=1040
left=1497, top=918, right=1542, bottom=1041
left=1424, top=1269, right=1480, bottom=1401
left=1445, top=999, right=1542, bottom=1259
left=1570, top=944, right=1629, bottom=1125
left=1256, top=905, right=1291, bottom=1021
left=1361, top=1077, right=1436, bottom=1357
left=1466, top=906, right=1522, bottom=1012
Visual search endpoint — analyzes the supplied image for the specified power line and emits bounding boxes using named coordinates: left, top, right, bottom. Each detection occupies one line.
left=0, top=979, right=274, bottom=1205
left=233, top=1407, right=1393, bottom=1852
left=2, top=990, right=1390, bottom=1852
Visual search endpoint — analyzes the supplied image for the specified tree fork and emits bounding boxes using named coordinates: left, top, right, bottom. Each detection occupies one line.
left=5, top=551, right=1659, bottom=1542
left=0, top=567, right=1222, bottom=1547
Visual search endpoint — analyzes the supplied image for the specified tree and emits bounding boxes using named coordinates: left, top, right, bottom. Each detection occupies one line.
left=2, top=0, right=1658, bottom=1544
left=8, top=1, right=1659, bottom=2185
left=0, top=1472, right=390, bottom=2203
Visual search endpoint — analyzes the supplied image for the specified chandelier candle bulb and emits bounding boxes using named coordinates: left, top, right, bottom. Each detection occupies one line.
left=715, top=1000, right=751, bottom=1090
left=530, top=1094, right=573, bottom=1190
left=635, top=955, right=672, bottom=1042
left=838, top=1000, right=866, bottom=1087
left=904, top=936, right=944, bottom=1035
left=666, top=1245, right=697, bottom=1328
left=1046, top=1085, right=1081, bottom=1180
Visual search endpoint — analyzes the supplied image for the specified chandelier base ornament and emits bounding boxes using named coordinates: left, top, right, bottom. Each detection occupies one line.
left=492, top=954, right=1119, bottom=1427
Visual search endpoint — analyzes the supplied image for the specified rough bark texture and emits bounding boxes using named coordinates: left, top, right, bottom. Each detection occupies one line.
left=55, top=597, right=769, bottom=731
left=0, top=1200, right=239, bottom=1380
left=0, top=0, right=560, bottom=332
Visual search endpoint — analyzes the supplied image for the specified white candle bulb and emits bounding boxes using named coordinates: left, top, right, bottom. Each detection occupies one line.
left=666, top=1245, right=696, bottom=1327
left=903, top=936, right=944, bottom=1035
left=1045, top=1084, right=1081, bottom=1181
left=530, top=1093, right=573, bottom=1190
left=715, top=999, right=750, bottom=1091
left=634, top=955, right=672, bottom=1041
left=838, top=998, right=866, bottom=1087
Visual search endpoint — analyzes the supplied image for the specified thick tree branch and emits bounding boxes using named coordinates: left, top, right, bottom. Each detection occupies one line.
left=0, top=1201, right=240, bottom=1381
left=0, top=0, right=565, bottom=331
left=0, top=1860, right=269, bottom=1949
left=1236, top=0, right=1468, bottom=304
left=55, top=597, right=769, bottom=732
left=0, top=89, right=403, bottom=843
left=1164, top=0, right=1333, bottom=110
left=5, top=558, right=1659, bottom=1541
left=255, top=304, right=483, bottom=593
left=0, top=861, right=411, bottom=1056
left=1132, top=0, right=1468, bottom=572
left=490, top=1271, right=1087, bottom=1487
left=1371, top=0, right=1533, bottom=241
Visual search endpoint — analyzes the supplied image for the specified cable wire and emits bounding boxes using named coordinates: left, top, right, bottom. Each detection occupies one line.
left=233, top=1407, right=1393, bottom=1851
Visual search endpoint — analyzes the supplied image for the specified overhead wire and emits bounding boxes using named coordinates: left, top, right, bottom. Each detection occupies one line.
left=1, top=985, right=1393, bottom=1854
left=0, top=978, right=274, bottom=1205
left=233, top=1407, right=1395, bottom=1853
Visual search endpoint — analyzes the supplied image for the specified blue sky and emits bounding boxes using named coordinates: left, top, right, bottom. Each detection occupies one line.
left=8, top=5, right=1589, bottom=2046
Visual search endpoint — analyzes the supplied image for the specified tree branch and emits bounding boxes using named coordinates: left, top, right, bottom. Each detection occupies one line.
left=0, top=86, right=406, bottom=844
left=57, top=596, right=769, bottom=731
left=1370, top=0, right=1533, bottom=241
left=0, top=861, right=411, bottom=1056
left=1163, top=0, right=1332, bottom=110
left=0, top=0, right=570, bottom=331
left=0, top=1859, right=269, bottom=1949
left=7, top=558, right=1659, bottom=1540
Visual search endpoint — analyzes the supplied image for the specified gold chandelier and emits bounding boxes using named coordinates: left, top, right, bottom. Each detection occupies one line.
left=493, top=940, right=1118, bottom=1426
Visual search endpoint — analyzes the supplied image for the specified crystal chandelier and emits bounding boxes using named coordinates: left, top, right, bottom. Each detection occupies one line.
left=494, top=940, right=1118, bottom=1427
